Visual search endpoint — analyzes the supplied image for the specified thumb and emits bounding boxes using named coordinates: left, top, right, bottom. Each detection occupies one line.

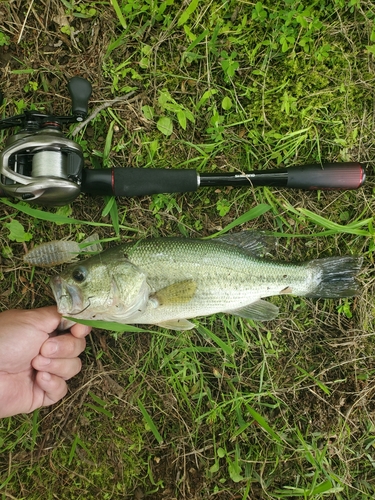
left=30, top=306, right=62, bottom=333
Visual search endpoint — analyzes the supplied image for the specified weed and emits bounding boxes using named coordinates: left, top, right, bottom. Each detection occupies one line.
left=0, top=31, right=9, bottom=46
left=4, top=219, right=32, bottom=242
left=153, top=88, right=195, bottom=136
left=220, top=50, right=240, bottom=80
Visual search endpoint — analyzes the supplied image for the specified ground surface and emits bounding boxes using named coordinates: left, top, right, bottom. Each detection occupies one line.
left=0, top=1, right=375, bottom=499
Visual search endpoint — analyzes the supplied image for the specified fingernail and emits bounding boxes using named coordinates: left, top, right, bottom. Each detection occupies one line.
left=44, top=340, right=58, bottom=356
left=38, top=357, right=51, bottom=366
left=41, top=372, right=51, bottom=381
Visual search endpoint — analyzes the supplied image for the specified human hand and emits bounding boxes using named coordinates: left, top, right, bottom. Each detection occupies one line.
left=0, top=306, right=91, bottom=418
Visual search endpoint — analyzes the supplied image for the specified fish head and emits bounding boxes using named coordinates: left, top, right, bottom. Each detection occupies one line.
left=50, top=253, right=149, bottom=322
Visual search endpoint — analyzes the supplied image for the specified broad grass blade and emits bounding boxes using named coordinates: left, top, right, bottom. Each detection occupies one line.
left=63, top=317, right=152, bottom=333
left=207, top=203, right=272, bottom=238
left=137, top=399, right=163, bottom=444
left=1, top=199, right=136, bottom=231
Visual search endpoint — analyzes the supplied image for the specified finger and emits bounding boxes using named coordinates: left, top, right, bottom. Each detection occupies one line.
left=70, top=322, right=92, bottom=339
left=24, top=305, right=62, bottom=334
left=40, top=333, right=86, bottom=359
left=32, top=355, right=82, bottom=380
left=35, top=371, right=68, bottom=407
left=57, top=318, right=76, bottom=331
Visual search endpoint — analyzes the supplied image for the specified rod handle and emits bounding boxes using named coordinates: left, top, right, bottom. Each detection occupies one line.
left=287, top=163, right=366, bottom=190
left=81, top=168, right=199, bottom=196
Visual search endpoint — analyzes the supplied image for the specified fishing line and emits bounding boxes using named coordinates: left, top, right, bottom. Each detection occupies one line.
left=31, top=150, right=68, bottom=179
left=74, top=299, right=93, bottom=316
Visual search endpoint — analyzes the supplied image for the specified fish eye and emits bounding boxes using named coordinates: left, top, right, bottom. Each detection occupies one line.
left=72, top=267, right=87, bottom=283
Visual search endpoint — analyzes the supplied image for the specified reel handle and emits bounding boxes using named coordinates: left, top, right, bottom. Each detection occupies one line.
left=68, top=77, right=92, bottom=120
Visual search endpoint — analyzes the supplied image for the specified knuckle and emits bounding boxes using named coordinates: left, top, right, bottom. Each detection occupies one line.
left=64, top=358, right=82, bottom=380
left=62, top=336, right=79, bottom=357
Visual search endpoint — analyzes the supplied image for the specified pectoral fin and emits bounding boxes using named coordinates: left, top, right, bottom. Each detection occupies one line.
left=152, top=280, right=197, bottom=306
left=227, top=299, right=279, bottom=321
left=157, top=319, right=195, bottom=331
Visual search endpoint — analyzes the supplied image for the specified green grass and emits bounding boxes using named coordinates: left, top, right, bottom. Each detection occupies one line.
left=0, top=0, right=375, bottom=498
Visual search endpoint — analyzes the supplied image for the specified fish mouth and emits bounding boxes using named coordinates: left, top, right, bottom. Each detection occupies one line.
left=50, top=275, right=85, bottom=315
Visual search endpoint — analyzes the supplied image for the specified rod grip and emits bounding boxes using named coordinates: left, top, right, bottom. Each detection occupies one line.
left=81, top=168, right=199, bottom=197
left=287, top=163, right=366, bottom=190
left=113, top=168, right=198, bottom=196
left=81, top=169, right=113, bottom=195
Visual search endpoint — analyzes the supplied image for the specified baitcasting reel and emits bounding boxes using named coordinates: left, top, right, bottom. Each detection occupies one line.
left=0, top=77, right=92, bottom=206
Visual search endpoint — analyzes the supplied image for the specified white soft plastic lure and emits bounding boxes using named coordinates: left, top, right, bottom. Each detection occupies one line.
left=24, top=233, right=102, bottom=267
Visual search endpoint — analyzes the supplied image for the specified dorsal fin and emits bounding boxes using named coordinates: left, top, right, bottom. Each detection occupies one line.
left=216, top=231, right=277, bottom=257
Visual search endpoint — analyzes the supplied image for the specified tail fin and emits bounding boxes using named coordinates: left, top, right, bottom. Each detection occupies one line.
left=306, top=256, right=363, bottom=298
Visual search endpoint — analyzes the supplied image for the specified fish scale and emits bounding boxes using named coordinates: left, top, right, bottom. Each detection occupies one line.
left=124, top=239, right=303, bottom=312
left=50, top=233, right=362, bottom=331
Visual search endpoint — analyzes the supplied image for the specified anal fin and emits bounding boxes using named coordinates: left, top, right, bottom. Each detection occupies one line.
left=227, top=299, right=279, bottom=322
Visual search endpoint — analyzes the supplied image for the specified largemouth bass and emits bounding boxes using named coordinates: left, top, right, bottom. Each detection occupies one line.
left=50, top=232, right=362, bottom=330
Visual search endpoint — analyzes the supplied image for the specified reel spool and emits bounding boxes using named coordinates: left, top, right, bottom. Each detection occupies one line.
left=32, top=150, right=68, bottom=179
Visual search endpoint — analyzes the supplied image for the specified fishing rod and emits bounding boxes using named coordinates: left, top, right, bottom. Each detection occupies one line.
left=0, top=77, right=366, bottom=207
